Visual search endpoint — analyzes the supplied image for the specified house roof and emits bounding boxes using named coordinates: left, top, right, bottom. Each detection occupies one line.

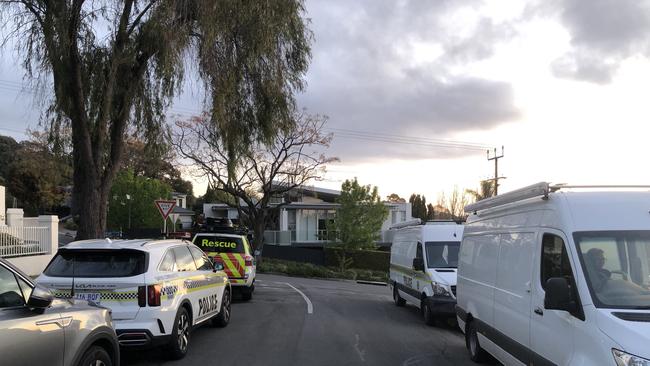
left=172, top=206, right=195, bottom=215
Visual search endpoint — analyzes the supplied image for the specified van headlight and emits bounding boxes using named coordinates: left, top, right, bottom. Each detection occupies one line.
left=613, top=349, right=650, bottom=366
left=432, top=282, right=451, bottom=297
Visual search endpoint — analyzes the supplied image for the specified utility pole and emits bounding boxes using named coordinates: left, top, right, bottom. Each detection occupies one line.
left=487, top=146, right=506, bottom=195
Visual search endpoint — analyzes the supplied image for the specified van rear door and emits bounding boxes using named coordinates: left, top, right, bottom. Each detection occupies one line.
left=39, top=249, right=146, bottom=320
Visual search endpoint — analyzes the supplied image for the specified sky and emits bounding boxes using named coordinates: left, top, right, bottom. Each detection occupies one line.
left=2, top=0, right=650, bottom=202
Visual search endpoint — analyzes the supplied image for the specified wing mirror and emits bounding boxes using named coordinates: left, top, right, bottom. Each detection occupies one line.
left=213, top=261, right=225, bottom=272
left=28, top=285, right=54, bottom=309
left=544, top=277, right=577, bottom=313
left=412, top=257, right=424, bottom=271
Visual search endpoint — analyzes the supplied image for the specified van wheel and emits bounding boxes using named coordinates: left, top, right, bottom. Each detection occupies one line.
left=466, top=320, right=489, bottom=363
left=212, top=288, right=231, bottom=328
left=393, top=286, right=406, bottom=307
left=167, top=307, right=191, bottom=360
left=77, top=345, right=112, bottom=366
left=241, top=285, right=253, bottom=301
left=421, top=299, right=436, bottom=326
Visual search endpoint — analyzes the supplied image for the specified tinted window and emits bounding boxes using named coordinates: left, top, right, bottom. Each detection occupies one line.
left=159, top=250, right=176, bottom=272
left=541, top=234, right=574, bottom=289
left=0, top=266, right=25, bottom=308
left=173, top=247, right=197, bottom=272
left=190, top=246, right=213, bottom=271
left=44, top=250, right=146, bottom=277
left=194, top=235, right=245, bottom=253
left=425, top=241, right=460, bottom=268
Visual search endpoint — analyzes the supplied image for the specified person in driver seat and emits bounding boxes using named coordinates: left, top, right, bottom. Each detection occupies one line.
left=585, top=248, right=611, bottom=291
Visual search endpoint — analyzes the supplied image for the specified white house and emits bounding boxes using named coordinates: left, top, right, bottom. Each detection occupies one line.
left=170, top=192, right=194, bottom=230
left=203, top=184, right=413, bottom=246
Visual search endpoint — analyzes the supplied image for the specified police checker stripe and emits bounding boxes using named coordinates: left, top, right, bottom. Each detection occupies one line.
left=52, top=289, right=138, bottom=301
left=212, top=252, right=246, bottom=278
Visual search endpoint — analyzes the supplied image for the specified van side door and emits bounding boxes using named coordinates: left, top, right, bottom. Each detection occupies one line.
left=530, top=231, right=580, bottom=365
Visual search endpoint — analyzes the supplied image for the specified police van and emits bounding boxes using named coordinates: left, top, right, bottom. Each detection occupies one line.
left=37, top=239, right=231, bottom=360
left=390, top=220, right=464, bottom=325
left=193, top=231, right=256, bottom=301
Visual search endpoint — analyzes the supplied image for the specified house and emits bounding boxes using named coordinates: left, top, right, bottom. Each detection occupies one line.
left=203, top=184, right=414, bottom=246
left=170, top=192, right=195, bottom=230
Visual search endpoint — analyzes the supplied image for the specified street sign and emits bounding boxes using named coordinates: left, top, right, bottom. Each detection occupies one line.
left=155, top=200, right=176, bottom=220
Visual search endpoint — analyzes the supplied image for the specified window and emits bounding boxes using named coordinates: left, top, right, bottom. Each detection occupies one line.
left=190, top=247, right=213, bottom=271
left=159, top=250, right=176, bottom=272
left=425, top=241, right=461, bottom=268
left=173, top=247, right=197, bottom=272
left=541, top=234, right=574, bottom=290
left=0, top=266, right=25, bottom=308
left=16, top=276, right=33, bottom=303
left=44, top=250, right=147, bottom=277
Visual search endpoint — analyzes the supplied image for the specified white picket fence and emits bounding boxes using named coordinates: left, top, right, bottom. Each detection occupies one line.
left=0, top=225, right=51, bottom=258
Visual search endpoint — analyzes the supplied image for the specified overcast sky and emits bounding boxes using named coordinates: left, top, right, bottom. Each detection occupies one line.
left=2, top=0, right=650, bottom=201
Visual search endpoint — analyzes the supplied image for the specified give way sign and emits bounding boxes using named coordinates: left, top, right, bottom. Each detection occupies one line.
left=155, top=200, right=176, bottom=220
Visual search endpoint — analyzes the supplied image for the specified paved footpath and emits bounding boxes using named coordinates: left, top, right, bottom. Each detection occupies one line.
left=123, top=274, right=492, bottom=366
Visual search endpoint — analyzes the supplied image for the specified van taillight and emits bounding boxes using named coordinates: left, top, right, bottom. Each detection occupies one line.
left=245, top=255, right=254, bottom=267
left=147, top=285, right=161, bottom=307
left=138, top=286, right=146, bottom=307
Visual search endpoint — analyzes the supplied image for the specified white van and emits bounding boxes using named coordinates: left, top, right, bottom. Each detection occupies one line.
left=390, top=220, right=464, bottom=325
left=456, top=182, right=650, bottom=366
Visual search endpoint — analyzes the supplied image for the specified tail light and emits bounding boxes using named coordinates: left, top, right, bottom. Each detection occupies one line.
left=138, top=286, right=146, bottom=307
left=147, top=284, right=161, bottom=307
left=244, top=255, right=254, bottom=267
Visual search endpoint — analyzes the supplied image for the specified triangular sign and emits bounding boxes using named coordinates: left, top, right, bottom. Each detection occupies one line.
left=155, top=200, right=177, bottom=220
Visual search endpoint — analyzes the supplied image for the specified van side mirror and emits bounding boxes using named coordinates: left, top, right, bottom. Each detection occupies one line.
left=413, top=258, right=424, bottom=272
left=213, top=261, right=225, bottom=272
left=28, top=285, right=54, bottom=309
left=544, top=277, right=577, bottom=313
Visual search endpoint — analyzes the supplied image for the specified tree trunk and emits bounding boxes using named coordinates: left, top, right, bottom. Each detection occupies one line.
left=252, top=211, right=267, bottom=254
left=74, top=179, right=108, bottom=240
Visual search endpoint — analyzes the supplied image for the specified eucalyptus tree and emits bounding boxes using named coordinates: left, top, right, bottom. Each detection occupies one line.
left=0, top=0, right=311, bottom=239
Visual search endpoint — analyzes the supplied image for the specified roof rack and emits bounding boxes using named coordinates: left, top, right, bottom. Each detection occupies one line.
left=390, top=219, right=422, bottom=229
left=464, top=182, right=554, bottom=214
left=464, top=183, right=650, bottom=214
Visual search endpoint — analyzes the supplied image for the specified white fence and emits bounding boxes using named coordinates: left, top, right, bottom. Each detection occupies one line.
left=0, top=225, right=51, bottom=258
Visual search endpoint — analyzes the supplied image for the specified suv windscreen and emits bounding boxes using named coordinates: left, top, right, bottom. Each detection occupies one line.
left=575, top=230, right=650, bottom=309
left=194, top=235, right=245, bottom=254
left=44, top=250, right=147, bottom=277
left=425, top=241, right=460, bottom=268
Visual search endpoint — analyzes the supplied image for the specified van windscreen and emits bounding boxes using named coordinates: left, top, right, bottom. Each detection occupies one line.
left=44, top=250, right=146, bottom=277
left=194, top=235, right=245, bottom=253
left=425, top=241, right=460, bottom=268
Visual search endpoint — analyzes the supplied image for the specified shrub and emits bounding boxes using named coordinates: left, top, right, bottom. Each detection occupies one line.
left=63, top=220, right=78, bottom=231
left=324, top=247, right=390, bottom=272
left=257, top=258, right=388, bottom=282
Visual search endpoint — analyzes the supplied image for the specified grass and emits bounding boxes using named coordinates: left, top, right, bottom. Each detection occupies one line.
left=257, top=258, right=388, bottom=282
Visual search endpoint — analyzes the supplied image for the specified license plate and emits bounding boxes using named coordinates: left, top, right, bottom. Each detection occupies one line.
left=75, top=292, right=102, bottom=304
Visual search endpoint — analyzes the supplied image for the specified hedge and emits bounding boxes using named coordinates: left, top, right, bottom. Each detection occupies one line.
left=324, top=247, right=390, bottom=272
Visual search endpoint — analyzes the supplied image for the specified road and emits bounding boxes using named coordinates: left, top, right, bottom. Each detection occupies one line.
left=122, top=274, right=482, bottom=366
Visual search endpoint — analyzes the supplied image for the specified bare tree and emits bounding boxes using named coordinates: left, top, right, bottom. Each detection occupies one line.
left=173, top=111, right=338, bottom=251
left=436, top=186, right=470, bottom=222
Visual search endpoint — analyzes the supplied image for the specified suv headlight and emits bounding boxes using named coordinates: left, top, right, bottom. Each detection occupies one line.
left=432, top=282, right=451, bottom=297
left=613, top=349, right=650, bottom=366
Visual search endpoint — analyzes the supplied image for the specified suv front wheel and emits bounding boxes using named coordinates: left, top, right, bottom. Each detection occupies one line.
left=212, top=288, right=231, bottom=328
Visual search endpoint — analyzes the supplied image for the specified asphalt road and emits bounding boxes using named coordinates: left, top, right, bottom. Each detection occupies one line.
left=122, top=274, right=483, bottom=366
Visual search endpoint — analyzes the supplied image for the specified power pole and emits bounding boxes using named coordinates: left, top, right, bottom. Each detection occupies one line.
left=487, top=146, right=506, bottom=195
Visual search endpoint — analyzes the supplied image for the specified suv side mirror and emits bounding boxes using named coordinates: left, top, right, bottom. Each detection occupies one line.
left=544, top=277, right=577, bottom=313
left=413, top=257, right=424, bottom=272
left=213, top=261, right=225, bottom=272
left=28, top=285, right=54, bottom=309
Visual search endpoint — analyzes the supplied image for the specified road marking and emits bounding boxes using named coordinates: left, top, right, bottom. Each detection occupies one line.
left=283, top=282, right=313, bottom=314
left=354, top=334, right=366, bottom=362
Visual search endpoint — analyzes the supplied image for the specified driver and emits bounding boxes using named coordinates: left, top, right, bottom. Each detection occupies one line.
left=584, top=248, right=611, bottom=291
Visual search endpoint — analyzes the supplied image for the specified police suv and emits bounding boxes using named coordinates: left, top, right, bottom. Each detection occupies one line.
left=193, top=231, right=256, bottom=300
left=36, top=239, right=231, bottom=360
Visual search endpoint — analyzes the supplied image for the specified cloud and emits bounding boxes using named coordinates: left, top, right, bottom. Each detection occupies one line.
left=300, top=0, right=520, bottom=162
left=530, top=0, right=650, bottom=83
